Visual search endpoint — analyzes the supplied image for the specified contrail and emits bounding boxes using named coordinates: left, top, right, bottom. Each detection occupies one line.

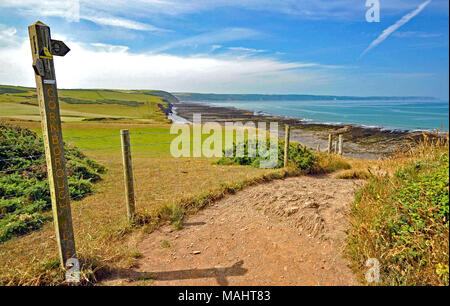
left=360, top=0, right=432, bottom=57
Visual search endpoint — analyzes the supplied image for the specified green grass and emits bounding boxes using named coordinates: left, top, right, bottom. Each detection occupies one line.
left=0, top=87, right=29, bottom=95
left=0, top=85, right=174, bottom=123
left=346, top=140, right=449, bottom=286
left=0, top=123, right=106, bottom=242
left=0, top=120, right=303, bottom=285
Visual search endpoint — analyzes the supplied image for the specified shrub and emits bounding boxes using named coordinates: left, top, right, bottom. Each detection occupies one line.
left=216, top=137, right=317, bottom=172
left=0, top=123, right=105, bottom=242
left=346, top=140, right=449, bottom=286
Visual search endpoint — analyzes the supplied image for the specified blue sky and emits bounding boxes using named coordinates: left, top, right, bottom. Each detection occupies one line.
left=0, top=0, right=448, bottom=99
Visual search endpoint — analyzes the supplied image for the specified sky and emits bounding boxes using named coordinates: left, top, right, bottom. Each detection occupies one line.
left=0, top=0, right=448, bottom=99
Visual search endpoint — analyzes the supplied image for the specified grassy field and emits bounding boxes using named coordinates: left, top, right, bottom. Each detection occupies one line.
left=2, top=86, right=290, bottom=284
left=0, top=119, right=309, bottom=285
left=0, top=85, right=170, bottom=123
left=1, top=85, right=447, bottom=286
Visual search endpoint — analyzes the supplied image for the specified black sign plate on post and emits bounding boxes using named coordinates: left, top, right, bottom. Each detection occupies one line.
left=51, top=39, right=71, bottom=57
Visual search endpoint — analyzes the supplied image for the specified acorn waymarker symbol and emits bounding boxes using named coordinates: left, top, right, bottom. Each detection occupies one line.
left=50, top=39, right=70, bottom=57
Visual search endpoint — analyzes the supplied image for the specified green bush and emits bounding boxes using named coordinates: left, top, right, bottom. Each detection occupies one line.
left=216, top=137, right=316, bottom=171
left=0, top=123, right=105, bottom=242
left=347, top=150, right=449, bottom=285
left=0, top=212, right=50, bottom=243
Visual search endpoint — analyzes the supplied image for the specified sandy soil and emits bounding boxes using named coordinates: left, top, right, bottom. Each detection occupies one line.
left=103, top=174, right=364, bottom=286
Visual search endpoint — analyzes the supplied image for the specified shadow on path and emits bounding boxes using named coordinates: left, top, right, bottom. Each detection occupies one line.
left=109, top=260, right=247, bottom=286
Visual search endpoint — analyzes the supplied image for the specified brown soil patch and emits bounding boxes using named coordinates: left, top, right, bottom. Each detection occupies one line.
left=104, top=175, right=364, bottom=286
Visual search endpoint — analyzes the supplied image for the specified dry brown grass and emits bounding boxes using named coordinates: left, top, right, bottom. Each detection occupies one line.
left=0, top=121, right=301, bottom=285
left=345, top=131, right=449, bottom=286
left=335, top=169, right=371, bottom=180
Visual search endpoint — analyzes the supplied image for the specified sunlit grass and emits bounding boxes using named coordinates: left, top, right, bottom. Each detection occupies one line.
left=0, top=121, right=294, bottom=285
left=346, top=131, right=449, bottom=286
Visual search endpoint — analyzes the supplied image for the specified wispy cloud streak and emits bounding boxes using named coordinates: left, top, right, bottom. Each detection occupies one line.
left=360, top=0, right=432, bottom=57
left=153, top=28, right=261, bottom=53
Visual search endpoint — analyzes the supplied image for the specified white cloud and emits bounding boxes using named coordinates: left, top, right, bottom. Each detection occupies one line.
left=90, top=43, right=129, bottom=53
left=0, top=33, right=341, bottom=93
left=76, top=0, right=448, bottom=20
left=3, top=0, right=446, bottom=29
left=361, top=0, right=432, bottom=57
left=153, top=28, right=261, bottom=53
left=0, top=25, right=19, bottom=47
left=81, top=12, right=169, bottom=32
left=228, top=47, right=267, bottom=54
left=0, top=0, right=168, bottom=31
left=210, top=45, right=222, bottom=52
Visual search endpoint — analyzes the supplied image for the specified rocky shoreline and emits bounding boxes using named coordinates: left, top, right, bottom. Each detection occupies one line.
left=170, top=100, right=423, bottom=159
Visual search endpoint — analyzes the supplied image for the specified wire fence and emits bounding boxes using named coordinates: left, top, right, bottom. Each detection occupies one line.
left=1, top=126, right=279, bottom=243
left=0, top=130, right=174, bottom=223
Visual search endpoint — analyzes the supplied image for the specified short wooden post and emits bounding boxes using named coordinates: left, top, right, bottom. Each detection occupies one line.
left=316, top=144, right=321, bottom=152
left=334, top=140, right=338, bottom=154
left=338, top=134, right=344, bottom=155
left=284, top=125, right=290, bottom=168
left=28, top=21, right=76, bottom=268
left=328, top=134, right=332, bottom=154
left=120, top=129, right=136, bottom=221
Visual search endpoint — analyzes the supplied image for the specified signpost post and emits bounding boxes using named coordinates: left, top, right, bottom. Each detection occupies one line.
left=28, top=21, right=76, bottom=269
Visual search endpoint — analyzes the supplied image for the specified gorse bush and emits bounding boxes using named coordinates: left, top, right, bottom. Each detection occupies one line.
left=216, top=137, right=317, bottom=172
left=346, top=136, right=449, bottom=286
left=0, top=123, right=105, bottom=242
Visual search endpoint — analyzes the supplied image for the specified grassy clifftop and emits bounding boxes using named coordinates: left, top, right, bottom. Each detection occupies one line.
left=0, top=85, right=178, bottom=123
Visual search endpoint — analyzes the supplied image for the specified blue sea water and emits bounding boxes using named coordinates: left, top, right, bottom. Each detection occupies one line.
left=203, top=100, right=449, bottom=131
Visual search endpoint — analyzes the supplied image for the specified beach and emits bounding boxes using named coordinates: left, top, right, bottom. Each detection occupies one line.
left=170, top=100, right=424, bottom=159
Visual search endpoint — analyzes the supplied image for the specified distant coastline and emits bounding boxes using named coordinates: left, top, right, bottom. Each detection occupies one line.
left=172, top=92, right=439, bottom=102
left=169, top=99, right=435, bottom=159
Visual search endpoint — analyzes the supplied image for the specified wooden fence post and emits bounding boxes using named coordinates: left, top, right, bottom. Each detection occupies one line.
left=120, top=129, right=136, bottom=221
left=328, top=134, right=332, bottom=154
left=28, top=21, right=76, bottom=268
left=284, top=125, right=290, bottom=168
left=338, top=134, right=344, bottom=155
left=334, top=140, right=338, bottom=154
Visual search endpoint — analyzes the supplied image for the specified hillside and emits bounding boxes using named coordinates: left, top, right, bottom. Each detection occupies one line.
left=0, top=85, right=178, bottom=123
left=173, top=92, right=438, bottom=102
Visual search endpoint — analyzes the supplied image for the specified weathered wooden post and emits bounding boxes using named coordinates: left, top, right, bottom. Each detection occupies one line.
left=284, top=125, right=290, bottom=167
left=328, top=134, right=332, bottom=154
left=334, top=140, right=338, bottom=154
left=28, top=21, right=76, bottom=268
left=120, top=129, right=136, bottom=221
left=316, top=144, right=321, bottom=152
left=338, top=134, right=344, bottom=155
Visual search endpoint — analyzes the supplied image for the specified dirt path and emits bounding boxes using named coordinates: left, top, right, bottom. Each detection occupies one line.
left=104, top=175, right=364, bottom=286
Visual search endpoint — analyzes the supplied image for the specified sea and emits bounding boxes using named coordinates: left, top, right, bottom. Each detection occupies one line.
left=200, top=100, right=449, bottom=131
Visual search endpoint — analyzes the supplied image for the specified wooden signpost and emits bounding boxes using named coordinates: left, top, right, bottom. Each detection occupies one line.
left=28, top=21, right=76, bottom=268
